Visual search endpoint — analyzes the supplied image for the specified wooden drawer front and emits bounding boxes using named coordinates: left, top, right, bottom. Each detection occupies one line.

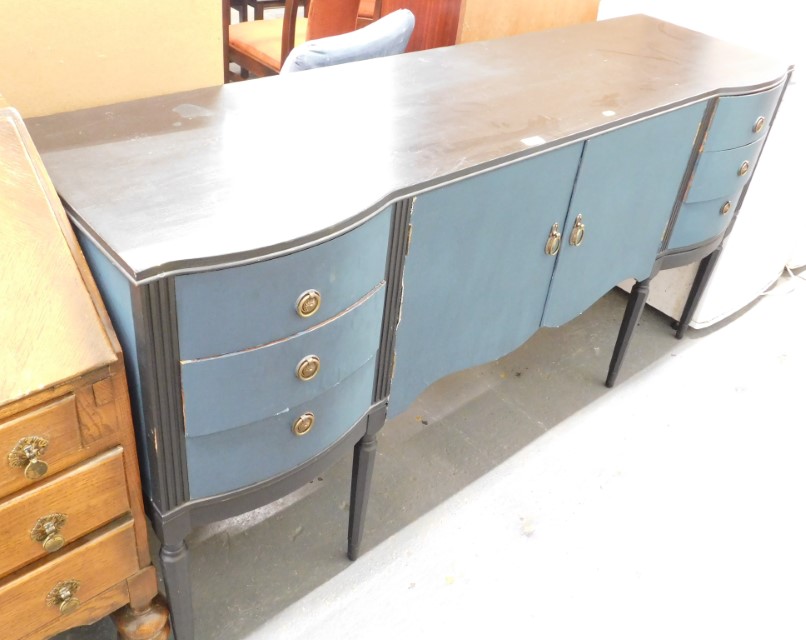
left=1, top=396, right=83, bottom=497
left=0, top=448, right=130, bottom=579
left=0, top=520, right=139, bottom=640
left=685, top=138, right=764, bottom=203
left=186, top=358, right=375, bottom=499
left=181, top=285, right=384, bottom=438
left=175, top=208, right=391, bottom=360
left=704, top=84, right=784, bottom=151
left=667, top=194, right=741, bottom=250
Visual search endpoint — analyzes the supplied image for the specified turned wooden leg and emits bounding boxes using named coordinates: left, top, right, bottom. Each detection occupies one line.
left=159, top=540, right=194, bottom=640
left=674, top=246, right=723, bottom=339
left=606, top=278, right=651, bottom=388
left=111, top=595, right=171, bottom=640
left=348, top=433, right=377, bottom=561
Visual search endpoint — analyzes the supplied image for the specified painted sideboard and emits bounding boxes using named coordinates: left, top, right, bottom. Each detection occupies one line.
left=26, top=15, right=792, bottom=639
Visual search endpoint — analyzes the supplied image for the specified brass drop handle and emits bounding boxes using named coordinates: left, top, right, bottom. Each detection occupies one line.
left=7, top=435, right=50, bottom=480
left=31, top=513, right=68, bottom=553
left=569, top=214, right=585, bottom=247
left=292, top=412, right=315, bottom=436
left=720, top=201, right=732, bottom=216
left=46, top=579, right=81, bottom=615
left=296, top=355, right=321, bottom=381
left=738, top=160, right=750, bottom=176
left=545, top=223, right=561, bottom=256
left=753, top=116, right=765, bottom=134
left=296, top=289, right=321, bottom=318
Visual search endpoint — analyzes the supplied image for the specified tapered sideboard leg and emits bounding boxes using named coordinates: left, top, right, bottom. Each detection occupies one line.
left=606, top=278, right=651, bottom=388
left=159, top=540, right=194, bottom=640
left=348, top=432, right=377, bottom=561
left=674, top=246, right=723, bottom=339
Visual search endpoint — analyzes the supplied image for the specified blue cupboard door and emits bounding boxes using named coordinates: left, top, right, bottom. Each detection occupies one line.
left=387, top=144, right=583, bottom=418
left=541, top=103, right=707, bottom=327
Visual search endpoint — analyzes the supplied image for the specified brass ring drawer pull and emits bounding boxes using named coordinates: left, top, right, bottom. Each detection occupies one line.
left=296, top=289, right=322, bottom=318
left=292, top=412, right=315, bottom=436
left=720, top=201, right=732, bottom=215
left=31, top=513, right=68, bottom=553
left=545, top=222, right=561, bottom=256
left=7, top=435, right=49, bottom=480
left=738, top=160, right=750, bottom=176
left=569, top=214, right=585, bottom=247
left=46, top=579, right=81, bottom=615
left=753, top=116, right=765, bottom=134
left=296, top=355, right=321, bottom=381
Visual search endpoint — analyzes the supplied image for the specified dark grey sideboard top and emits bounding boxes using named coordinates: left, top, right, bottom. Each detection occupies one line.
left=27, top=14, right=790, bottom=283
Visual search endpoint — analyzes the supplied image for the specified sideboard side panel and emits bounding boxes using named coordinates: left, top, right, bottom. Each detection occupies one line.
left=387, top=144, right=583, bottom=418
left=77, top=238, right=155, bottom=501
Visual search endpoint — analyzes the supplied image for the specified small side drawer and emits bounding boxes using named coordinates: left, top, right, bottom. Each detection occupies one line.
left=1, top=396, right=83, bottom=497
left=185, top=358, right=375, bottom=499
left=181, top=284, right=384, bottom=438
left=0, top=520, right=139, bottom=640
left=175, top=208, right=391, bottom=360
left=0, top=448, right=130, bottom=579
left=704, top=83, right=785, bottom=151
left=667, top=195, right=740, bottom=250
left=685, top=137, right=764, bottom=204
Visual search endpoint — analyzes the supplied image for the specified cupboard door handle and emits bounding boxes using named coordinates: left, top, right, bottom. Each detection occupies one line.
left=569, top=214, right=585, bottom=247
left=7, top=435, right=49, bottom=480
left=545, top=223, right=561, bottom=256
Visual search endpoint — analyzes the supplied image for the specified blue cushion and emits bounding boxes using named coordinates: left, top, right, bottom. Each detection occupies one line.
left=280, top=9, right=415, bottom=74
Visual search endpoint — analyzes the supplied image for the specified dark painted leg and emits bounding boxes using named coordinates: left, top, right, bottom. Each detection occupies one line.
left=606, top=278, right=651, bottom=388
left=674, top=246, right=723, bottom=339
left=159, top=540, right=193, bottom=640
left=348, top=433, right=377, bottom=561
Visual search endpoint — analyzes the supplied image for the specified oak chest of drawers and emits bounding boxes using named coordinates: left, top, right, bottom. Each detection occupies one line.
left=0, top=99, right=169, bottom=639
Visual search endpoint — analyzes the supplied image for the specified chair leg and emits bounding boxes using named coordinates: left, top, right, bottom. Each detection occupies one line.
left=673, top=246, right=723, bottom=339
left=606, top=278, right=651, bottom=388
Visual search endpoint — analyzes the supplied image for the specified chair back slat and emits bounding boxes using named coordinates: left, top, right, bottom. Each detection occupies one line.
left=306, top=0, right=362, bottom=40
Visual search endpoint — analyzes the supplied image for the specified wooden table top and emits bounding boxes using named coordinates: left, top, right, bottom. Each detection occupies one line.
left=26, top=15, right=791, bottom=283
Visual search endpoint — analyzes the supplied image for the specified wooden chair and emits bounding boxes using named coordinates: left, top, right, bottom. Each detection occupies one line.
left=357, top=0, right=381, bottom=27
left=229, top=0, right=362, bottom=78
left=230, top=0, right=308, bottom=22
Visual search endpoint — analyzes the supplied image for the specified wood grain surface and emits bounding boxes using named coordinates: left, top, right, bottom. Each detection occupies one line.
left=26, top=16, right=791, bottom=283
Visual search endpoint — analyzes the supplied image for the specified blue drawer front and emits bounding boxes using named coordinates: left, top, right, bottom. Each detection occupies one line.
left=181, top=285, right=384, bottom=438
left=685, top=138, right=764, bottom=203
left=704, top=84, right=784, bottom=151
left=185, top=359, right=375, bottom=499
left=667, top=195, right=739, bottom=250
left=175, top=207, right=391, bottom=360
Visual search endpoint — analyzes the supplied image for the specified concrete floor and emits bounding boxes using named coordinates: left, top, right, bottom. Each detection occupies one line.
left=55, top=266, right=806, bottom=639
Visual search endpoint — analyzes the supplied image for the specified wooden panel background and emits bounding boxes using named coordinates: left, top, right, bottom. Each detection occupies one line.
left=458, top=0, right=600, bottom=44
